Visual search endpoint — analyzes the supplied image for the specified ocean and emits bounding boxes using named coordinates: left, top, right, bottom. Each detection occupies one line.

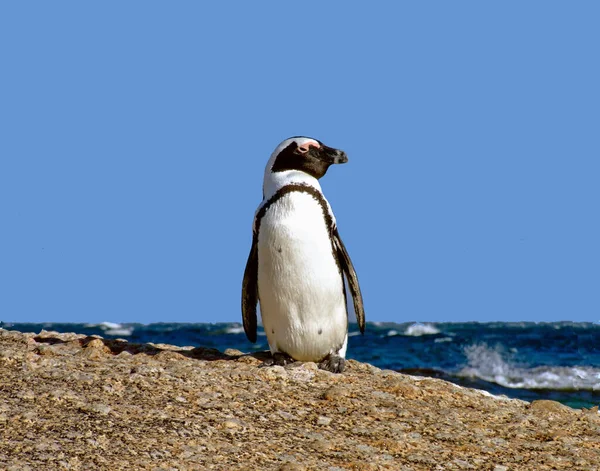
left=3, top=321, right=599, bottom=410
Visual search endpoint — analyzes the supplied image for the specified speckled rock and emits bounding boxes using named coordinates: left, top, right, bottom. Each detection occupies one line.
left=1, top=328, right=599, bottom=470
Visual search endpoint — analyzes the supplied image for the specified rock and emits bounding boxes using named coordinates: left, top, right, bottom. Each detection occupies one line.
left=287, top=363, right=317, bottom=382
left=81, top=403, right=111, bottom=415
left=529, top=399, right=573, bottom=415
left=236, top=354, right=262, bottom=365
left=223, top=348, right=244, bottom=356
left=310, top=438, right=332, bottom=452
left=77, top=338, right=111, bottom=360
left=257, top=365, right=288, bottom=381
left=0, top=327, right=599, bottom=470
left=221, top=419, right=244, bottom=430
left=154, top=350, right=185, bottom=362
left=316, top=416, right=332, bottom=426
left=278, top=410, right=296, bottom=421
left=322, top=385, right=349, bottom=401
left=454, top=458, right=474, bottom=469
left=278, top=464, right=306, bottom=471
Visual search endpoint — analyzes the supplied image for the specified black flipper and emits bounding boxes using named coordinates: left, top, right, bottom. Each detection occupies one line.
left=333, top=227, right=366, bottom=334
left=241, top=234, right=259, bottom=343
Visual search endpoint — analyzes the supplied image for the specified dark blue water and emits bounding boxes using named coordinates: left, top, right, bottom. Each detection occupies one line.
left=3, top=321, right=599, bottom=409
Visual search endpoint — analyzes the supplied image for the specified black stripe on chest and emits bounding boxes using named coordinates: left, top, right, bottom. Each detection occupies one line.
left=254, top=184, right=334, bottom=236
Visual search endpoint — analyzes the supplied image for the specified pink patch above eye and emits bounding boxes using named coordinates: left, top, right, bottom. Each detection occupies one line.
left=298, top=140, right=321, bottom=152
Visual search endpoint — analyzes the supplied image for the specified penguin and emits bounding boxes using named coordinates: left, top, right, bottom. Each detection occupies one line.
left=241, top=137, right=365, bottom=373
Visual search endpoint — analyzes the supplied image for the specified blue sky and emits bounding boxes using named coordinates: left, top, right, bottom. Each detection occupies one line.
left=1, top=2, right=598, bottom=324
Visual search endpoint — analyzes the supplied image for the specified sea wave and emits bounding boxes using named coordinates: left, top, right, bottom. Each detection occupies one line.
left=404, top=323, right=441, bottom=336
left=224, top=325, right=245, bottom=335
left=458, top=344, right=600, bottom=391
left=89, top=322, right=134, bottom=337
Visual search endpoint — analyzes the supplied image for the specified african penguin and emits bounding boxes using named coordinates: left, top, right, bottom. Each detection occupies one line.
left=241, top=137, right=365, bottom=373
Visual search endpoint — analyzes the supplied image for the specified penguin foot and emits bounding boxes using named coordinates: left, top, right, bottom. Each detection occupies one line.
left=262, top=352, right=295, bottom=367
left=273, top=352, right=295, bottom=366
left=319, top=354, right=346, bottom=373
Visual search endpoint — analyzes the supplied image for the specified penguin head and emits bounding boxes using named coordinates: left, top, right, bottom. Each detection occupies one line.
left=263, top=137, right=347, bottom=197
left=269, top=137, right=348, bottom=179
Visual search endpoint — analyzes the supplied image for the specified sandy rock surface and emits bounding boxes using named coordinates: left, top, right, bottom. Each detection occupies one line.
left=0, top=328, right=599, bottom=470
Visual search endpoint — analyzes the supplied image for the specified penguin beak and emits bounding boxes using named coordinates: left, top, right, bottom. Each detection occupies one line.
left=320, top=145, right=348, bottom=165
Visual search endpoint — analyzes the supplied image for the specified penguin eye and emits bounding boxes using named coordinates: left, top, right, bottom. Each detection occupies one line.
left=297, top=146, right=310, bottom=154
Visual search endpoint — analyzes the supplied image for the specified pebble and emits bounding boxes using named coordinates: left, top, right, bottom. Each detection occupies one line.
left=322, top=385, right=349, bottom=401
left=317, top=416, right=332, bottom=426
left=287, top=366, right=315, bottom=383
left=454, top=458, right=474, bottom=469
left=16, top=389, right=36, bottom=400
left=223, top=348, right=244, bottom=356
left=278, top=410, right=296, bottom=421
left=258, top=365, right=288, bottom=381
left=310, top=439, right=332, bottom=452
left=82, top=403, right=112, bottom=415
left=278, top=464, right=306, bottom=471
left=222, top=419, right=242, bottom=430
left=356, top=444, right=377, bottom=453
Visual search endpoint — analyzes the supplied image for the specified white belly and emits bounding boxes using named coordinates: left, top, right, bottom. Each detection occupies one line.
left=257, top=192, right=347, bottom=362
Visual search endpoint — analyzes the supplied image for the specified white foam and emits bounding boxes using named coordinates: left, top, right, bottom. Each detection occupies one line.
left=105, top=327, right=133, bottom=336
left=90, top=322, right=133, bottom=336
left=404, top=323, right=440, bottom=336
left=459, top=343, right=600, bottom=391
left=225, top=325, right=245, bottom=334
left=98, top=322, right=123, bottom=330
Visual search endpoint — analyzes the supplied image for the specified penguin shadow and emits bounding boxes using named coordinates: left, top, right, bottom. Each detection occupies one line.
left=32, top=335, right=273, bottom=363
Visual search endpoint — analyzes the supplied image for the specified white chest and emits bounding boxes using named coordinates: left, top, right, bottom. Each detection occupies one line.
left=256, top=191, right=347, bottom=361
